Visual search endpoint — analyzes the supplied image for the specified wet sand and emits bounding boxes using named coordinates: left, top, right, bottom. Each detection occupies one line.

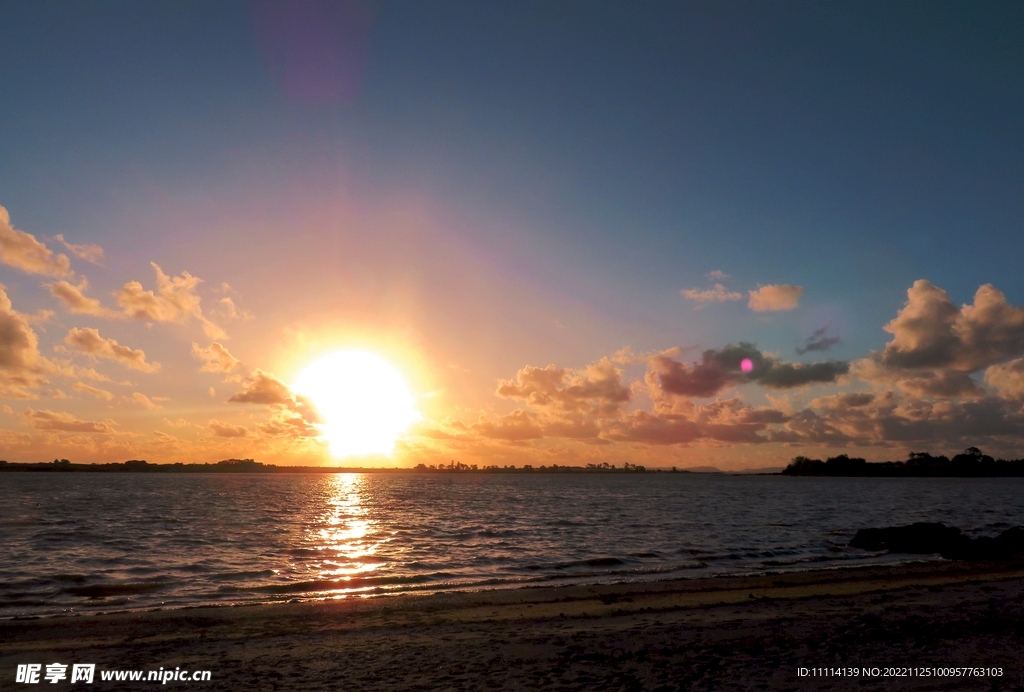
left=4, top=561, right=1024, bottom=690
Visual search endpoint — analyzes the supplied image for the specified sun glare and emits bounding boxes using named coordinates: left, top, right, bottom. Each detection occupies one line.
left=293, top=351, right=418, bottom=458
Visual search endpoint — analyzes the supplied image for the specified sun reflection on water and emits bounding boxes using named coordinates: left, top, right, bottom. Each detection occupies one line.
left=306, top=474, right=386, bottom=591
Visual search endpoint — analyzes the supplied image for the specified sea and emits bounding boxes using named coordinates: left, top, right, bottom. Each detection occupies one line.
left=2, top=472, right=1023, bottom=618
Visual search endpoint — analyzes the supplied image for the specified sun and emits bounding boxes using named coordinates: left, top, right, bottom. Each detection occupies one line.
left=292, top=351, right=418, bottom=458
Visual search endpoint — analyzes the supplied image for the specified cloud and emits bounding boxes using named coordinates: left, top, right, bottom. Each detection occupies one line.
left=164, top=418, right=194, bottom=427
left=706, top=270, right=729, bottom=280
left=892, top=370, right=985, bottom=399
left=208, top=419, right=249, bottom=437
left=63, top=365, right=119, bottom=384
left=748, top=284, right=803, bottom=312
left=227, top=369, right=295, bottom=405
left=468, top=409, right=544, bottom=441
left=22, top=408, right=114, bottom=434
left=228, top=369, right=323, bottom=436
left=874, top=280, right=1024, bottom=372
left=0, top=206, right=71, bottom=277
left=72, top=382, right=114, bottom=401
left=774, top=391, right=1024, bottom=446
left=0, top=285, right=51, bottom=397
left=649, top=343, right=848, bottom=398
left=604, top=400, right=779, bottom=446
left=256, top=408, right=322, bottom=438
left=852, top=281, right=1024, bottom=400
left=496, top=357, right=631, bottom=416
left=53, top=234, right=104, bottom=265
left=48, top=279, right=123, bottom=318
left=191, top=342, right=242, bottom=373
left=796, top=325, right=840, bottom=354
left=23, top=309, right=54, bottom=325
left=984, top=358, right=1024, bottom=400
left=64, top=327, right=160, bottom=372
left=116, top=262, right=225, bottom=339
left=681, top=284, right=743, bottom=304
left=213, top=296, right=252, bottom=321
left=131, top=392, right=163, bottom=410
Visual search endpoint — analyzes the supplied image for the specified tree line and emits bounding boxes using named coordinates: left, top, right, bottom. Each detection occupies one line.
left=781, top=447, right=1024, bottom=477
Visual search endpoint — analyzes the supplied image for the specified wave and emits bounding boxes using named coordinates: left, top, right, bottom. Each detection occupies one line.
left=62, top=581, right=171, bottom=598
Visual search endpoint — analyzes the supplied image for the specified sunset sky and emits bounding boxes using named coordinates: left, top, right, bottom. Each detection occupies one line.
left=3, top=2, right=1024, bottom=469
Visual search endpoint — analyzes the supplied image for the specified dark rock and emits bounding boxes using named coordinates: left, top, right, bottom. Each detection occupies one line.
left=850, top=523, right=1024, bottom=560
left=849, top=522, right=967, bottom=554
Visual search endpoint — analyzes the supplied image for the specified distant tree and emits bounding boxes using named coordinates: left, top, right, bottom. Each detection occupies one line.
left=782, top=456, right=825, bottom=475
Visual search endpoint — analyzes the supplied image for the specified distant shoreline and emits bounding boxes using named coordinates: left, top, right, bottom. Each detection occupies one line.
left=9, top=453, right=1024, bottom=475
left=0, top=459, right=783, bottom=475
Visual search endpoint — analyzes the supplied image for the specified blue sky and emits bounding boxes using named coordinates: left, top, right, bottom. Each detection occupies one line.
left=2, top=1, right=1024, bottom=467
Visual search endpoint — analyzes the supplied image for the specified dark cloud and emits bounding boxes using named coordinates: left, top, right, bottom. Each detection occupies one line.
left=651, top=342, right=848, bottom=398
left=796, top=325, right=841, bottom=354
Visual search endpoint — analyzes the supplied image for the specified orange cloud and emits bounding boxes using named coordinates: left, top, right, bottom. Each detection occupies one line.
left=131, top=392, right=162, bottom=410
left=876, top=280, right=1024, bottom=372
left=191, top=342, right=242, bottom=373
left=747, top=284, right=803, bottom=312
left=0, top=286, right=51, bottom=397
left=116, top=262, right=225, bottom=339
left=64, top=327, right=160, bottom=373
left=0, top=206, right=71, bottom=277
left=227, top=369, right=323, bottom=440
left=72, top=382, right=114, bottom=401
left=496, top=357, right=631, bottom=416
left=468, top=409, right=544, bottom=441
left=227, top=369, right=294, bottom=405
left=208, top=419, right=249, bottom=437
left=22, top=408, right=114, bottom=434
left=681, top=284, right=742, bottom=304
left=48, top=279, right=123, bottom=318
left=984, top=358, right=1024, bottom=401
left=53, top=234, right=104, bottom=265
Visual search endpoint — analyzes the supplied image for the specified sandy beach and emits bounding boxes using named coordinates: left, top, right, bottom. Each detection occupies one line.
left=4, top=560, right=1023, bottom=691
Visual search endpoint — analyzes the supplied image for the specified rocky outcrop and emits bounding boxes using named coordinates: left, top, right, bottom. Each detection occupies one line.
left=850, top=522, right=1024, bottom=560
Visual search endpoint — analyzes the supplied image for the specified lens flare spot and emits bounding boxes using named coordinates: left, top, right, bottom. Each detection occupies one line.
left=740, top=358, right=754, bottom=373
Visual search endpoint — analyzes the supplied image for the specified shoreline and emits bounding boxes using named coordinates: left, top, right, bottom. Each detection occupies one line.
left=5, top=560, right=1024, bottom=689
left=0, top=553, right=942, bottom=622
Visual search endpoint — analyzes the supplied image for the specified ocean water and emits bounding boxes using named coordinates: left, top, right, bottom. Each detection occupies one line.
left=2, top=472, right=1023, bottom=617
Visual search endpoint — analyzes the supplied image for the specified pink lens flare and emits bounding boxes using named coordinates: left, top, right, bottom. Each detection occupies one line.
left=740, top=358, right=753, bottom=373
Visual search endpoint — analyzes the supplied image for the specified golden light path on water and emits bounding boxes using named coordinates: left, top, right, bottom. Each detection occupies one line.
left=307, top=474, right=386, bottom=595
